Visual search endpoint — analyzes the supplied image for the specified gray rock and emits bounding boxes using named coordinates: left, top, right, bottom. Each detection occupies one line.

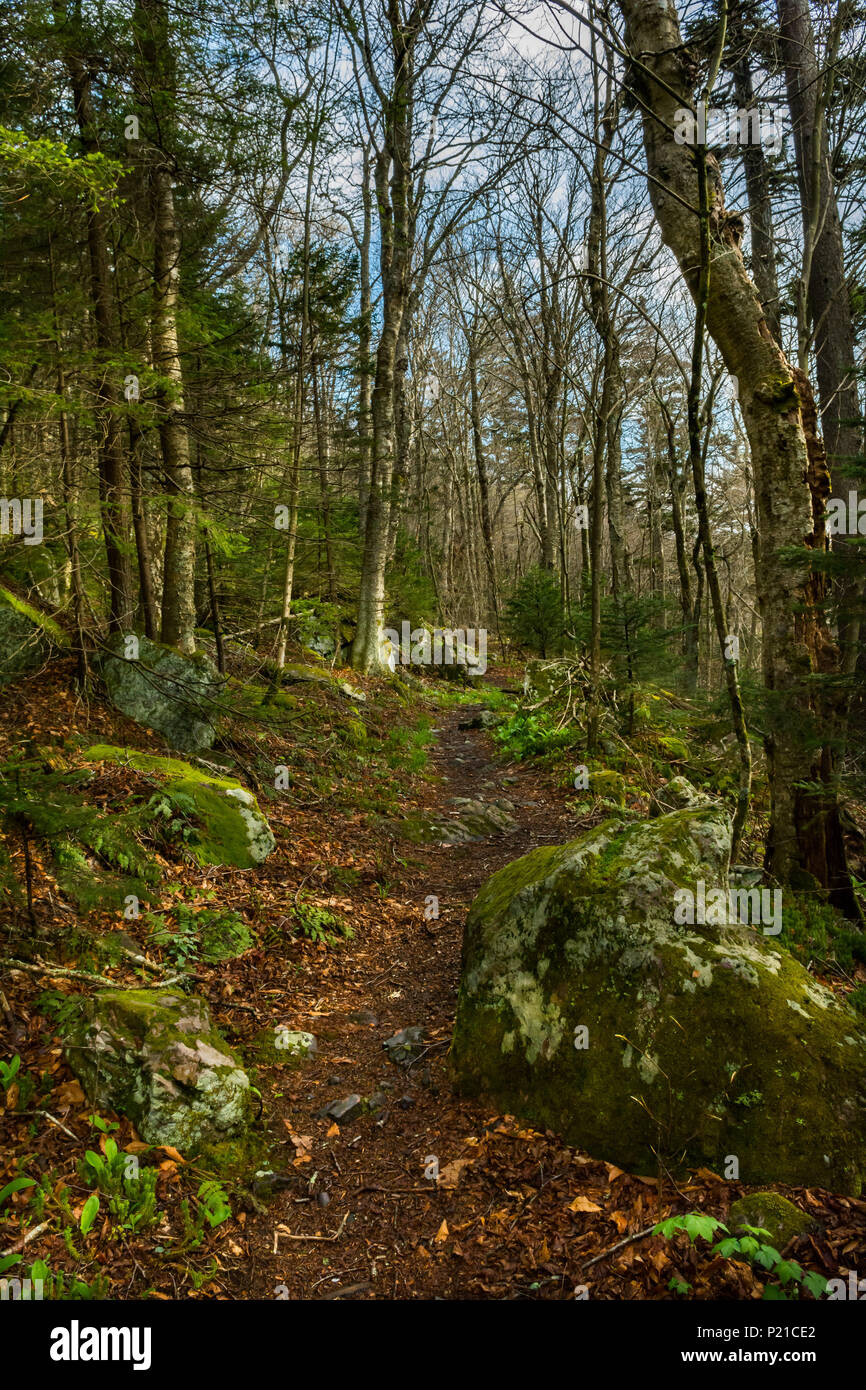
left=64, top=989, right=253, bottom=1154
left=392, top=797, right=518, bottom=845
left=273, top=1029, right=317, bottom=1058
left=317, top=1094, right=366, bottom=1124
left=459, top=710, right=502, bottom=730
left=98, top=634, right=224, bottom=754
left=0, top=585, right=68, bottom=685
left=730, top=865, right=764, bottom=888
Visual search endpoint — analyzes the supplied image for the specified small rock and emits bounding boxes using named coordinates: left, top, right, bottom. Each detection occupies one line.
left=349, top=1010, right=378, bottom=1025
left=383, top=1026, right=427, bottom=1067
left=326, top=1074, right=344, bottom=1086
left=398, top=1096, right=415, bottom=1109
left=730, top=865, right=764, bottom=888
left=728, top=1192, right=818, bottom=1250
left=317, top=1094, right=365, bottom=1124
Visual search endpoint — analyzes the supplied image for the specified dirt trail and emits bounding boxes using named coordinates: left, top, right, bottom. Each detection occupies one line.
left=236, top=701, right=578, bottom=1299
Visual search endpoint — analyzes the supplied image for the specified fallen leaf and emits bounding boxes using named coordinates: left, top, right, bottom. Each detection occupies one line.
left=438, top=1157, right=473, bottom=1189
left=606, top=1164, right=625, bottom=1182
left=434, top=1219, right=449, bottom=1243
left=287, top=1131, right=312, bottom=1156
left=569, top=1195, right=602, bottom=1213
left=53, top=1080, right=85, bottom=1105
left=326, top=1123, right=340, bottom=1138
left=693, top=1166, right=724, bottom=1183
left=158, top=1145, right=185, bottom=1163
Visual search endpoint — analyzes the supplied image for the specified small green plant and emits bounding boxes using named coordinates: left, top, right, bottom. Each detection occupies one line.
left=506, top=567, right=566, bottom=656
left=78, top=1136, right=159, bottom=1233
left=197, top=1179, right=231, bottom=1227
left=24, top=1258, right=109, bottom=1300
left=35, top=990, right=82, bottom=1032
left=654, top=1212, right=829, bottom=1300
left=0, top=1174, right=36, bottom=1209
left=0, top=1053, right=36, bottom=1109
left=289, top=896, right=353, bottom=947
left=493, top=710, right=574, bottom=761
left=0, top=1054, right=21, bottom=1090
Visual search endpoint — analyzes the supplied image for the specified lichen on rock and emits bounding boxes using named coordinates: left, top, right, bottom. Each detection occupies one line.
left=451, top=806, right=866, bottom=1194
left=97, top=633, right=224, bottom=754
left=64, top=989, right=254, bottom=1153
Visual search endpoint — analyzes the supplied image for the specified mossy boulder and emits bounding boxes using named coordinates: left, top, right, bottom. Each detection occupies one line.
left=728, top=1192, right=817, bottom=1250
left=523, top=659, right=565, bottom=702
left=84, top=746, right=275, bottom=868
left=64, top=989, right=254, bottom=1154
left=451, top=807, right=866, bottom=1193
left=589, top=770, right=626, bottom=806
left=97, top=633, right=224, bottom=754
left=0, top=584, right=68, bottom=684
left=654, top=776, right=714, bottom=814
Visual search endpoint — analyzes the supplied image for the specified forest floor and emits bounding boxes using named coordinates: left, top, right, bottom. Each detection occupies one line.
left=1, top=661, right=865, bottom=1300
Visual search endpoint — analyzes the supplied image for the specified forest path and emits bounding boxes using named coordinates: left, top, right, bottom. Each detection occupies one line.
left=236, top=693, right=583, bottom=1300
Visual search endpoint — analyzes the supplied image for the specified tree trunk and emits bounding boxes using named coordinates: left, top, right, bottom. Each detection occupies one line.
left=615, top=0, right=851, bottom=900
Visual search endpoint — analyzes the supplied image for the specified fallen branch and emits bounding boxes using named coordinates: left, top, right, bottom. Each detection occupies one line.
left=274, top=1212, right=349, bottom=1248
left=0, top=1221, right=51, bottom=1258
left=17, top=1109, right=78, bottom=1141
left=581, top=1224, right=658, bottom=1270
left=0, top=958, right=186, bottom=990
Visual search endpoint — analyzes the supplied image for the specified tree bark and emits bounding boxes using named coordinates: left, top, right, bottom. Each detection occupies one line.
left=614, top=0, right=851, bottom=899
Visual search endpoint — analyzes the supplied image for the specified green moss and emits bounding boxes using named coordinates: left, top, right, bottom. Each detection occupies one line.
left=452, top=808, right=866, bottom=1193
left=728, top=1192, right=815, bottom=1249
left=196, top=1131, right=270, bottom=1182
left=589, top=770, right=626, bottom=806
left=0, top=585, right=68, bottom=645
left=84, top=746, right=275, bottom=868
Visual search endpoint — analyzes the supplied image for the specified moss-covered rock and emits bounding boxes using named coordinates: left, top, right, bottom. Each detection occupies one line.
left=247, top=1027, right=317, bottom=1064
left=97, top=633, right=224, bottom=754
left=654, top=776, right=715, bottom=814
left=728, top=1192, right=817, bottom=1249
left=523, top=659, right=566, bottom=702
left=0, top=584, right=68, bottom=684
left=63, top=989, right=254, bottom=1154
left=589, top=770, right=626, bottom=806
left=84, top=746, right=275, bottom=868
left=451, top=807, right=866, bottom=1194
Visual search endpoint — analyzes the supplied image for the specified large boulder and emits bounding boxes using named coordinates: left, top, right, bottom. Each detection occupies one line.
left=0, top=584, right=68, bottom=684
left=451, top=807, right=866, bottom=1194
left=64, top=989, right=254, bottom=1153
left=85, top=746, right=275, bottom=868
left=98, top=634, right=224, bottom=754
